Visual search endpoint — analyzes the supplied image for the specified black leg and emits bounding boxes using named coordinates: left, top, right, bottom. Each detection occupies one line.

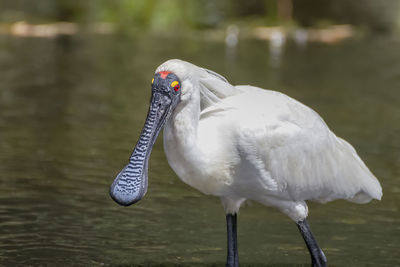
left=226, top=213, right=239, bottom=267
left=296, top=219, right=327, bottom=267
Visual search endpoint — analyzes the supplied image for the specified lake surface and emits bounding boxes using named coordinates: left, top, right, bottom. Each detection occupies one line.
left=0, top=32, right=399, bottom=266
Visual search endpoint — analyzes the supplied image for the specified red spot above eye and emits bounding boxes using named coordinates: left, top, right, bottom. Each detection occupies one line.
left=174, top=84, right=180, bottom=91
left=159, top=71, right=171, bottom=79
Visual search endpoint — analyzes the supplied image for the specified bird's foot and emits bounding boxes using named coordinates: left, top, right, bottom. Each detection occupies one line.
left=311, top=249, right=327, bottom=267
left=225, top=256, right=239, bottom=267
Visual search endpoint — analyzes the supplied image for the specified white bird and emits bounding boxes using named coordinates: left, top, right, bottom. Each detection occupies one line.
left=110, top=59, right=382, bottom=267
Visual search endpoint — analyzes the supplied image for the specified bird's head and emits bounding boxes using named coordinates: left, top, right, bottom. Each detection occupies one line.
left=109, top=59, right=236, bottom=206
left=109, top=62, right=186, bottom=206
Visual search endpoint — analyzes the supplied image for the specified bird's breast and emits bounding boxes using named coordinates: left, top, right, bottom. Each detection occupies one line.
left=163, top=120, right=235, bottom=196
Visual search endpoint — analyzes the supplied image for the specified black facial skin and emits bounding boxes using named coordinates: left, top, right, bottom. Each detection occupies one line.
left=110, top=72, right=181, bottom=206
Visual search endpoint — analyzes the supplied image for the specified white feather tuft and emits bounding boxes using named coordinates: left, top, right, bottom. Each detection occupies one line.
left=156, top=59, right=240, bottom=110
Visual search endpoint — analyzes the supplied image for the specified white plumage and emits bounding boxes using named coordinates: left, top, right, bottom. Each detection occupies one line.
left=158, top=59, right=382, bottom=222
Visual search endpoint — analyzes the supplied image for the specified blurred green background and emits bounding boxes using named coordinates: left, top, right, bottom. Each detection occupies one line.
left=0, top=1, right=399, bottom=267
left=0, top=0, right=400, bottom=32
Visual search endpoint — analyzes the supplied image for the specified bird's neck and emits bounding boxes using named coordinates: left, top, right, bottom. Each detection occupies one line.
left=163, top=91, right=201, bottom=160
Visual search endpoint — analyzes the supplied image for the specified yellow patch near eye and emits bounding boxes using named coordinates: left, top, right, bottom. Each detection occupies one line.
left=151, top=78, right=154, bottom=84
left=171, top=81, right=179, bottom=87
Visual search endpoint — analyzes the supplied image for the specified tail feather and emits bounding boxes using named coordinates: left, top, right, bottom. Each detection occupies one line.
left=338, top=138, right=382, bottom=204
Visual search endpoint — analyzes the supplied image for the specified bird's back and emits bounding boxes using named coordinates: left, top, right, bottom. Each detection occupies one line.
left=199, top=86, right=382, bottom=204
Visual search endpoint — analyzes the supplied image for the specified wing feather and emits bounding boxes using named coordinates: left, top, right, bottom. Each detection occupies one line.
left=215, top=86, right=382, bottom=203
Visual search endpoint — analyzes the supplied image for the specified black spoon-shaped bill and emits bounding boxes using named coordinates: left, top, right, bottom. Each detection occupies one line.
left=110, top=91, right=172, bottom=206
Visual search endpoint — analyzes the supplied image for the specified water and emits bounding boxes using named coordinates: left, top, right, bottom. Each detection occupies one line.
left=0, top=33, right=399, bottom=266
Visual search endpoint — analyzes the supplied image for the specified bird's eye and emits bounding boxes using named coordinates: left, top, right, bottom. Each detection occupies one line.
left=171, top=81, right=180, bottom=92
left=151, top=78, right=154, bottom=85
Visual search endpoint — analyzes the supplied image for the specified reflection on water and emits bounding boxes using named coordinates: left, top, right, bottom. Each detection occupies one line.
left=0, top=33, right=399, bottom=266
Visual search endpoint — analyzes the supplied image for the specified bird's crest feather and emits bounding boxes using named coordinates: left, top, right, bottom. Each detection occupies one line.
left=156, top=59, right=240, bottom=110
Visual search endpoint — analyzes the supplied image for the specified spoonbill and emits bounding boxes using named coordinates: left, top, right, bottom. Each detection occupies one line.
left=110, top=59, right=382, bottom=267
